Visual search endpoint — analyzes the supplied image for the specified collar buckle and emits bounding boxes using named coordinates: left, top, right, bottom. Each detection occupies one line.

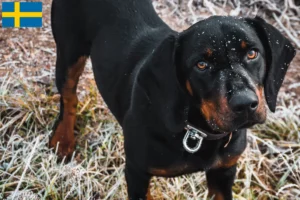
left=183, top=124, right=207, bottom=153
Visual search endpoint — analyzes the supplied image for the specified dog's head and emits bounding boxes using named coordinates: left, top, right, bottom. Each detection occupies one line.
left=174, top=16, right=295, bottom=132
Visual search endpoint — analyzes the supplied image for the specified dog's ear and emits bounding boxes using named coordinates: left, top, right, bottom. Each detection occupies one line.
left=245, top=17, right=296, bottom=112
left=136, top=34, right=188, bottom=132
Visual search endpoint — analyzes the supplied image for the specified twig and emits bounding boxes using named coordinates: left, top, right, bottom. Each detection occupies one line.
left=273, top=13, right=300, bottom=48
left=11, top=136, right=40, bottom=199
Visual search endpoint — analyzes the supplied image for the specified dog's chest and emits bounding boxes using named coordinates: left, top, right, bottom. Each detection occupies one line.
left=147, top=131, right=247, bottom=177
left=148, top=148, right=241, bottom=177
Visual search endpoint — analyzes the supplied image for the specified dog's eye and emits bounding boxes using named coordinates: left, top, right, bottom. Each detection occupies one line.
left=197, top=61, right=208, bottom=70
left=247, top=50, right=258, bottom=59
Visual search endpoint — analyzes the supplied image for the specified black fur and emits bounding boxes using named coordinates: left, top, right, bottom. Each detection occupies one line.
left=245, top=17, right=296, bottom=112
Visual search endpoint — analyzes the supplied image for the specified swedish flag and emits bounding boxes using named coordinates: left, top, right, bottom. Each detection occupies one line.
left=2, top=2, right=42, bottom=28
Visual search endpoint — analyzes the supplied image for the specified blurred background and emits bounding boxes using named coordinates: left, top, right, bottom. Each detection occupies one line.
left=0, top=0, right=299, bottom=199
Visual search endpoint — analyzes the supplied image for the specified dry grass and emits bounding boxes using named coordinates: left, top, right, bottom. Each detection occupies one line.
left=0, top=0, right=300, bottom=199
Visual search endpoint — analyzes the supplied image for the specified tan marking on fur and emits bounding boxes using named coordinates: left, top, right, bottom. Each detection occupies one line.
left=201, top=100, right=214, bottom=120
left=201, top=97, right=230, bottom=129
left=219, top=97, right=228, bottom=113
left=49, top=56, right=87, bottom=158
left=213, top=155, right=240, bottom=169
left=208, top=189, right=225, bottom=200
left=149, top=164, right=190, bottom=177
left=186, top=80, right=193, bottom=96
left=241, top=40, right=247, bottom=49
left=146, top=186, right=153, bottom=200
left=214, top=116, right=225, bottom=130
left=214, top=97, right=230, bottom=128
left=206, top=48, right=213, bottom=57
left=149, top=168, right=169, bottom=176
left=255, top=86, right=267, bottom=120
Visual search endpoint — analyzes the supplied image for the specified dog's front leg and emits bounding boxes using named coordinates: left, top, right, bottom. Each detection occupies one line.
left=125, top=162, right=152, bottom=200
left=205, top=165, right=237, bottom=200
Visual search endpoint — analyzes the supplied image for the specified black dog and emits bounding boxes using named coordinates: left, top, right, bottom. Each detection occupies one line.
left=49, top=0, right=295, bottom=199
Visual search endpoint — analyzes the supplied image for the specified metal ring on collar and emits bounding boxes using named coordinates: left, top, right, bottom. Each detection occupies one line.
left=183, top=129, right=204, bottom=153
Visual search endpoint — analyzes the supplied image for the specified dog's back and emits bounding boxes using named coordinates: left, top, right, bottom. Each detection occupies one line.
left=51, top=0, right=173, bottom=122
left=52, top=0, right=167, bottom=41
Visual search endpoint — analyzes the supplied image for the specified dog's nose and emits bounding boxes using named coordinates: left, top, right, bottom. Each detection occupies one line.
left=229, top=91, right=258, bottom=113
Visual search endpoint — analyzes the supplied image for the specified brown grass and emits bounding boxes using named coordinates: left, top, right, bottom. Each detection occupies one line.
left=0, top=0, right=299, bottom=199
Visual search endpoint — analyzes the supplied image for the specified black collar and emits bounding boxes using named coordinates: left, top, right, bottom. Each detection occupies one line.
left=185, top=123, right=231, bottom=141
left=183, top=122, right=232, bottom=153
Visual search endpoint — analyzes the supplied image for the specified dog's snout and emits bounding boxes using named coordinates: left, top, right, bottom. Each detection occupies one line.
left=229, top=91, right=258, bottom=114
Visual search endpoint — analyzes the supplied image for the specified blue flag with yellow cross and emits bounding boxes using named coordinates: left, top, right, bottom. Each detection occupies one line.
left=2, top=2, right=43, bottom=28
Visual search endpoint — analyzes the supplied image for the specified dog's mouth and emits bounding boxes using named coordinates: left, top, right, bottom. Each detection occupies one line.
left=205, top=113, right=266, bottom=133
left=233, top=120, right=259, bottom=130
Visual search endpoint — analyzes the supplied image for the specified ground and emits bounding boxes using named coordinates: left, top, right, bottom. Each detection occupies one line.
left=0, top=0, right=299, bottom=199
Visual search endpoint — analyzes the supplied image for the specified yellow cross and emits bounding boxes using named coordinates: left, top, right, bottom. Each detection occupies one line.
left=2, top=2, right=42, bottom=28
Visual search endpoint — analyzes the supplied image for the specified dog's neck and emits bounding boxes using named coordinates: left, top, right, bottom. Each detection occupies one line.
left=174, top=69, right=230, bottom=140
left=181, top=105, right=232, bottom=153
left=186, top=104, right=231, bottom=140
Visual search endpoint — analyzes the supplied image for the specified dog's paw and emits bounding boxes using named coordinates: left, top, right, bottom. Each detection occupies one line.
left=49, top=129, right=75, bottom=160
left=49, top=137, right=75, bottom=160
